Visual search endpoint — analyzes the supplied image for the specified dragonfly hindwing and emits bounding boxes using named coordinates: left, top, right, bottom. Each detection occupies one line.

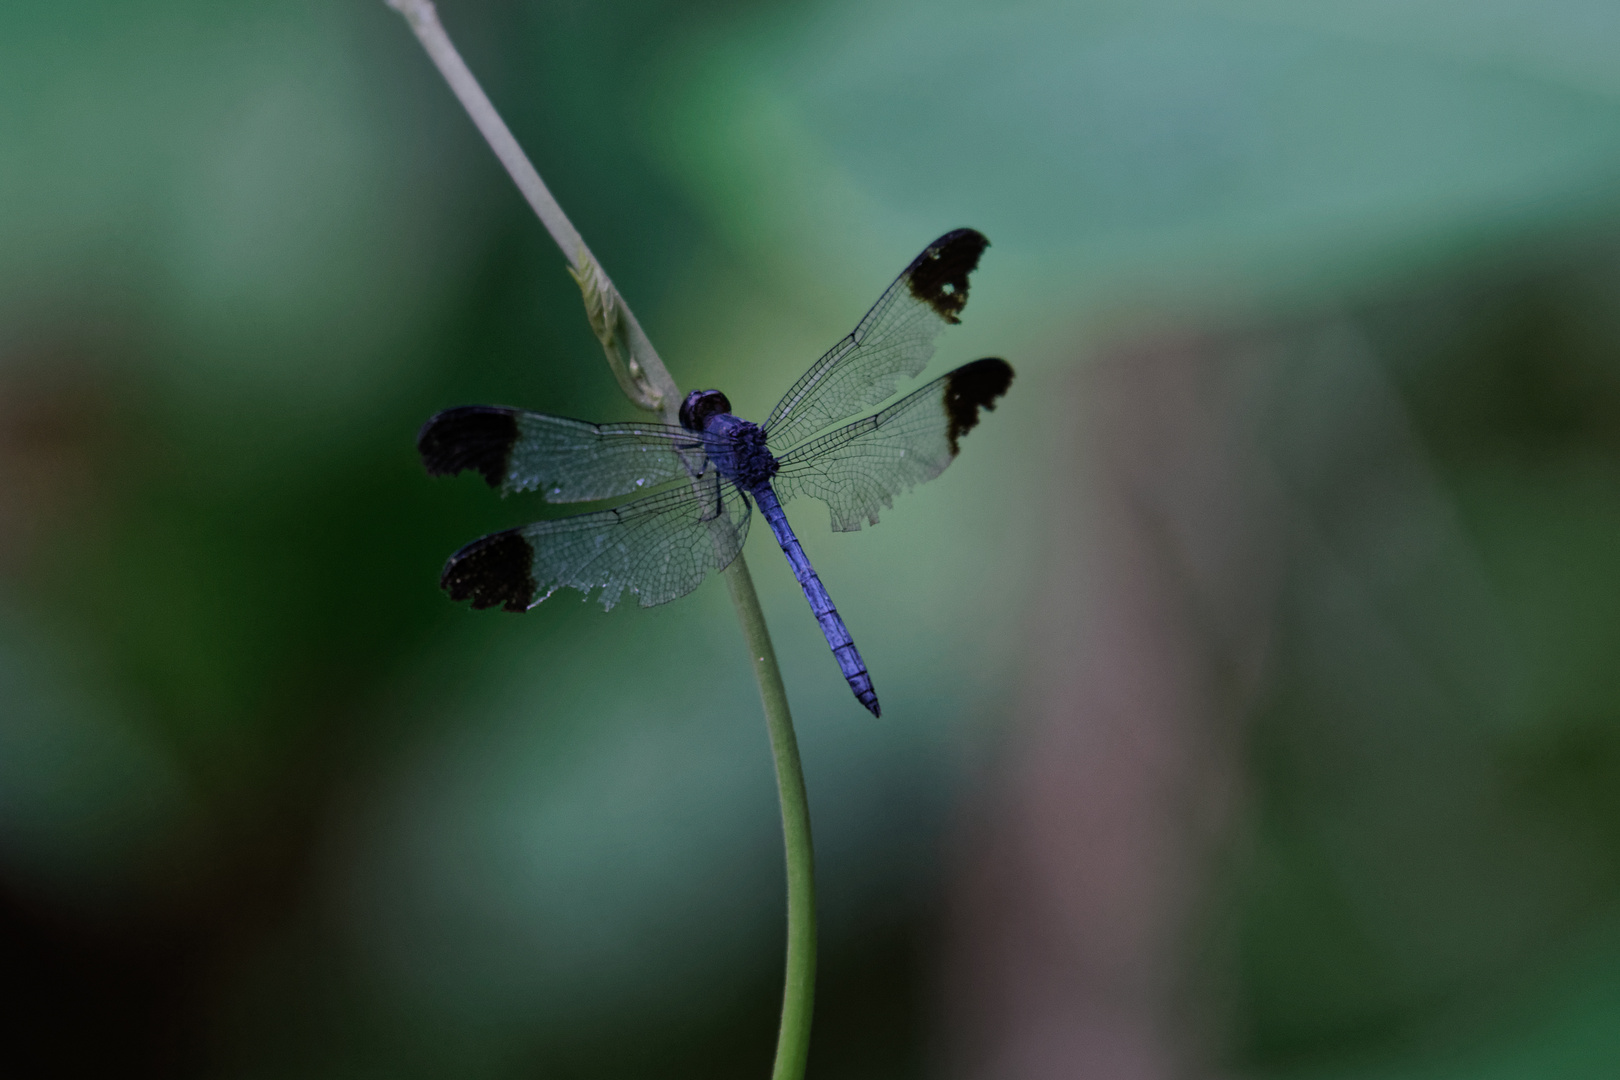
left=775, top=358, right=1013, bottom=532
left=439, top=528, right=536, bottom=612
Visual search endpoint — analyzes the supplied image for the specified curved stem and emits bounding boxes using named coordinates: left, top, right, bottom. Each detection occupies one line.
left=725, top=557, right=816, bottom=1080
left=386, top=5, right=816, bottom=1076
left=386, top=0, right=678, bottom=417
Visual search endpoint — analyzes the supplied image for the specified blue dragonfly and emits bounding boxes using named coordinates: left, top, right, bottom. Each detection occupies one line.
left=418, top=229, right=1012, bottom=716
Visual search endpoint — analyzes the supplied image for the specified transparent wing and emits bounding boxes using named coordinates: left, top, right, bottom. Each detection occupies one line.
left=418, top=405, right=698, bottom=502
left=764, top=229, right=989, bottom=452
left=774, top=358, right=1013, bottom=532
left=438, top=474, right=752, bottom=612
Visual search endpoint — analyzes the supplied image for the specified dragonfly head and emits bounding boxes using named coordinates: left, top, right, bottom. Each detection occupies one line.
left=679, top=389, right=732, bottom=431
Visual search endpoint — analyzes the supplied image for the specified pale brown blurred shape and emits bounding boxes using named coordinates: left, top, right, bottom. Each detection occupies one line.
left=941, top=333, right=1287, bottom=1080
left=0, top=350, right=119, bottom=578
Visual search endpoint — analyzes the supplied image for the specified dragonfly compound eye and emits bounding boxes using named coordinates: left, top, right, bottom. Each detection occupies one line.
left=679, top=389, right=732, bottom=430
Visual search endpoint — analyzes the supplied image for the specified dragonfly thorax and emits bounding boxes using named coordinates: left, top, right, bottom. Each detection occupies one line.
left=682, top=388, right=779, bottom=489
left=702, top=412, right=779, bottom=491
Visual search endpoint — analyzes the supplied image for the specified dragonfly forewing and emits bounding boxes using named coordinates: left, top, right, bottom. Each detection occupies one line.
left=418, top=405, right=697, bottom=502
left=763, top=229, right=989, bottom=452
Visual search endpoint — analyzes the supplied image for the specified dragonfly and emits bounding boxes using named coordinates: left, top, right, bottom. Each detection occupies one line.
left=417, top=228, right=1013, bottom=716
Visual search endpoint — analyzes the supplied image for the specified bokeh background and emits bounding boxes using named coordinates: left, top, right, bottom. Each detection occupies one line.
left=5, top=1, right=1620, bottom=1077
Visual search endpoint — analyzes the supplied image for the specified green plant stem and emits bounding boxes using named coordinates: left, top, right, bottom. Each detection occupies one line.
left=725, top=556, right=816, bottom=1080
left=386, top=4, right=817, bottom=1076
left=385, top=0, right=676, bottom=416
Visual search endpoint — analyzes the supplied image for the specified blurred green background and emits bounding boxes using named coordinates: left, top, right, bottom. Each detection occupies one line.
left=4, top=1, right=1620, bottom=1077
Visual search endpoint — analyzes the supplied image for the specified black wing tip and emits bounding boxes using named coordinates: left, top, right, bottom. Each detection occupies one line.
left=938, top=227, right=990, bottom=252
left=906, top=229, right=990, bottom=325
left=944, top=358, right=1014, bottom=456
left=417, top=406, right=520, bottom=488
left=440, top=528, right=537, bottom=613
